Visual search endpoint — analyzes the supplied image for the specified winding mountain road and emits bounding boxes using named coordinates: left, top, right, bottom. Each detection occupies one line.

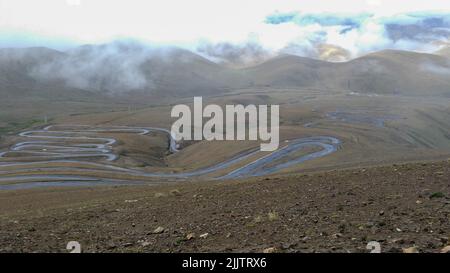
left=0, top=125, right=341, bottom=189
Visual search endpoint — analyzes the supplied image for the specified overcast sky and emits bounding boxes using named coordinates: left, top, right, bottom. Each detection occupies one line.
left=1, top=0, right=450, bottom=60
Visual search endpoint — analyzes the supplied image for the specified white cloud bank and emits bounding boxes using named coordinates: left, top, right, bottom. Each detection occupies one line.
left=0, top=0, right=450, bottom=62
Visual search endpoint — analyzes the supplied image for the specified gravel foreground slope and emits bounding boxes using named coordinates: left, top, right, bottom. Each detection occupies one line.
left=0, top=160, right=449, bottom=253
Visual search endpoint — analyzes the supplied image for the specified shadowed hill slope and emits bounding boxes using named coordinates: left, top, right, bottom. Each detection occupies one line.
left=2, top=46, right=450, bottom=107
left=243, top=50, right=450, bottom=97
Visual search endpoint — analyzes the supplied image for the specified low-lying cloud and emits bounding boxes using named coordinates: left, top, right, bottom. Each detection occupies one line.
left=196, top=41, right=275, bottom=67
left=421, top=61, right=450, bottom=75
left=2, top=10, right=450, bottom=70
left=30, top=41, right=157, bottom=93
left=264, top=11, right=450, bottom=61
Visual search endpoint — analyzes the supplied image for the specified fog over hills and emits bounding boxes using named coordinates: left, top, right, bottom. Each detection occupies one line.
left=2, top=42, right=450, bottom=101
left=0, top=47, right=104, bottom=101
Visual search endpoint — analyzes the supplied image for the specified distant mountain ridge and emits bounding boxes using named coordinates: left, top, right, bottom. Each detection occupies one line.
left=2, top=44, right=450, bottom=100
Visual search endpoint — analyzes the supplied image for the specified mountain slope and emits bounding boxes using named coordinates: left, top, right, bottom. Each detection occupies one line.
left=2, top=45, right=450, bottom=104
left=242, top=54, right=333, bottom=89
left=0, top=47, right=107, bottom=102
left=341, top=50, right=450, bottom=96
left=243, top=50, right=450, bottom=97
left=33, top=43, right=247, bottom=96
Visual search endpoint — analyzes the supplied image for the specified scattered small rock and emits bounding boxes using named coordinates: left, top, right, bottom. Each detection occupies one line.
left=263, top=247, right=278, bottom=253
left=402, top=246, right=419, bottom=253
left=186, top=233, right=195, bottom=240
left=170, top=189, right=182, bottom=196
left=107, top=242, right=116, bottom=250
left=281, top=242, right=296, bottom=249
left=199, top=233, right=209, bottom=239
left=268, top=211, right=279, bottom=221
left=138, top=240, right=151, bottom=247
left=440, top=246, right=450, bottom=253
left=390, top=238, right=405, bottom=244
left=253, top=215, right=264, bottom=224
left=152, top=226, right=165, bottom=234
left=331, top=233, right=343, bottom=239
left=154, top=193, right=167, bottom=198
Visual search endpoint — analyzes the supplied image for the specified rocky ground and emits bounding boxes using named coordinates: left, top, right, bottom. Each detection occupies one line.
left=0, top=160, right=449, bottom=253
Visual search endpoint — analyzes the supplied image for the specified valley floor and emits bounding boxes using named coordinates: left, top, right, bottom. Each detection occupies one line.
left=0, top=160, right=449, bottom=253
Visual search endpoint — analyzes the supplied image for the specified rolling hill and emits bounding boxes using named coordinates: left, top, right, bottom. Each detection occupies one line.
left=0, top=43, right=246, bottom=98
left=2, top=44, right=450, bottom=114
left=243, top=49, right=450, bottom=97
